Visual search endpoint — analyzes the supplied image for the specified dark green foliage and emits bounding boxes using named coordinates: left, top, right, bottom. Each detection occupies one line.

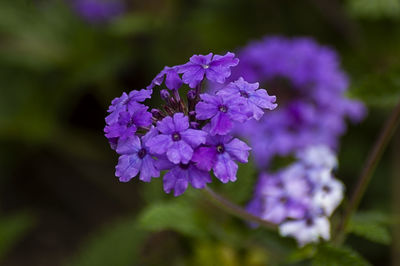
left=312, top=245, right=371, bottom=266
left=0, top=212, right=35, bottom=261
left=66, top=217, right=147, bottom=266
left=347, top=211, right=392, bottom=245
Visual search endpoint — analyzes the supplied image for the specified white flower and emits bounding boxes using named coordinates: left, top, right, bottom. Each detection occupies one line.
left=279, top=216, right=330, bottom=246
left=313, top=177, right=344, bottom=216
left=298, top=145, right=337, bottom=169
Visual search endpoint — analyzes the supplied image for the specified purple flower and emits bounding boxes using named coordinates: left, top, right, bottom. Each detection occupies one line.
left=147, top=66, right=183, bottom=91
left=217, top=77, right=277, bottom=120
left=224, top=36, right=366, bottom=169
left=104, top=103, right=152, bottom=140
left=146, top=113, right=207, bottom=164
left=115, top=127, right=160, bottom=182
left=253, top=166, right=310, bottom=223
left=195, top=93, right=250, bottom=135
left=105, top=51, right=275, bottom=196
left=178, top=52, right=239, bottom=88
left=192, top=135, right=251, bottom=183
left=71, top=0, right=125, bottom=23
left=105, top=89, right=152, bottom=125
left=156, top=159, right=211, bottom=196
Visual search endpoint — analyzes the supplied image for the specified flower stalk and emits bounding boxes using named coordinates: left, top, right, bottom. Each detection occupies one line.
left=203, top=186, right=277, bottom=230
left=335, top=98, right=400, bottom=244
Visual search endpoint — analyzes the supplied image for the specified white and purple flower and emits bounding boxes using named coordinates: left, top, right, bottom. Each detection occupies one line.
left=248, top=145, right=344, bottom=246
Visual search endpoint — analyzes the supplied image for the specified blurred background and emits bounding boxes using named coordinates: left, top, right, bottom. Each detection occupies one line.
left=0, top=0, right=399, bottom=265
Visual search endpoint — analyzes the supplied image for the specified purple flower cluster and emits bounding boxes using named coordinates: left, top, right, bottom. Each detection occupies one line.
left=248, top=145, right=344, bottom=246
left=227, top=36, right=366, bottom=169
left=70, top=0, right=125, bottom=23
left=104, top=52, right=277, bottom=196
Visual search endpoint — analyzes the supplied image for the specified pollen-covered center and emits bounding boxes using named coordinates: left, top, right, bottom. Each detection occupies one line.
left=172, top=132, right=181, bottom=141
left=218, top=105, right=228, bottom=113
left=138, top=148, right=147, bottom=159
left=216, top=144, right=225, bottom=154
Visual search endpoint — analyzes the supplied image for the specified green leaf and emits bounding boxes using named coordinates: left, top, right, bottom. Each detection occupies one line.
left=137, top=198, right=207, bottom=238
left=347, top=211, right=392, bottom=245
left=313, top=244, right=371, bottom=266
left=347, top=0, right=400, bottom=20
left=0, top=212, right=36, bottom=261
left=349, top=64, right=400, bottom=107
left=66, top=217, right=147, bottom=266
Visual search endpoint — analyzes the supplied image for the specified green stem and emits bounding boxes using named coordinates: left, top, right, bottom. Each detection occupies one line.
left=203, top=186, right=277, bottom=230
left=334, top=99, right=400, bottom=244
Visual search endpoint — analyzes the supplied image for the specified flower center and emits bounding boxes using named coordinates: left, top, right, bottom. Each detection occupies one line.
left=179, top=163, right=190, bottom=169
left=138, top=148, right=147, bottom=159
left=126, top=118, right=135, bottom=128
left=279, top=196, right=288, bottom=204
left=172, top=132, right=181, bottom=141
left=216, top=144, right=225, bottom=154
left=322, top=185, right=331, bottom=193
left=202, top=64, right=209, bottom=69
left=240, top=90, right=249, bottom=98
left=305, top=218, right=314, bottom=227
left=218, top=105, right=228, bottom=113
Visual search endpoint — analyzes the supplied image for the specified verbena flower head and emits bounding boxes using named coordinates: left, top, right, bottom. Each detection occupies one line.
left=104, top=52, right=277, bottom=196
left=248, top=145, right=344, bottom=246
left=227, top=36, right=366, bottom=169
left=70, top=0, right=125, bottom=23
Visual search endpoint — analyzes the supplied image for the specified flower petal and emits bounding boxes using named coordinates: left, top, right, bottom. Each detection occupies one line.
left=146, top=134, right=172, bottom=154
left=213, top=153, right=238, bottom=183
left=115, top=154, right=141, bottom=182
left=166, top=141, right=193, bottom=164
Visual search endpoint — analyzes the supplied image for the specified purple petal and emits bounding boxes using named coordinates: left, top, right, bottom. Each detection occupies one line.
left=131, top=109, right=152, bottom=128
left=166, top=141, right=193, bottom=164
left=179, top=64, right=205, bottom=88
left=180, top=128, right=207, bottom=147
left=263, top=199, right=287, bottom=223
left=154, top=157, right=175, bottom=170
left=156, top=116, right=175, bottom=134
left=163, top=167, right=189, bottom=196
left=213, top=153, right=238, bottom=183
left=139, top=156, right=160, bottom=182
left=188, top=165, right=211, bottom=189
left=189, top=53, right=213, bottom=65
left=195, top=102, right=218, bottom=120
left=249, top=89, right=277, bottom=110
left=210, top=52, right=239, bottom=68
left=165, top=67, right=183, bottom=90
left=116, top=135, right=141, bottom=155
left=209, top=112, right=233, bottom=135
left=224, top=138, right=251, bottom=163
left=192, top=146, right=217, bottom=171
left=115, top=154, right=141, bottom=182
left=141, top=126, right=159, bottom=145
left=147, top=69, right=166, bottom=89
left=172, top=113, right=189, bottom=132
left=128, top=88, right=152, bottom=102
left=146, top=134, right=172, bottom=154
